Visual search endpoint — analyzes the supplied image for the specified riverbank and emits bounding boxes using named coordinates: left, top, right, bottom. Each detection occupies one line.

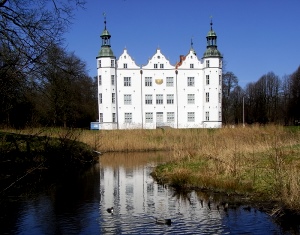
left=3, top=125, right=300, bottom=214
left=80, top=125, right=300, bottom=214
left=0, top=131, right=98, bottom=197
left=149, top=125, right=300, bottom=215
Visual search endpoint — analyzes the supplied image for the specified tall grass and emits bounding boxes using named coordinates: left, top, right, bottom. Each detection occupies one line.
left=4, top=125, right=300, bottom=209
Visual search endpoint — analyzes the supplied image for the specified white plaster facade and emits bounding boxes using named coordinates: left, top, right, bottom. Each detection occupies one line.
left=96, top=20, right=222, bottom=129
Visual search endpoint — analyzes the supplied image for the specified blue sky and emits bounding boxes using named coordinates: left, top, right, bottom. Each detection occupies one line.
left=65, top=0, right=300, bottom=88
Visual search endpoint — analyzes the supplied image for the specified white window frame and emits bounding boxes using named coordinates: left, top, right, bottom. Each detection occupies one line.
left=167, top=94, right=174, bottom=104
left=111, top=75, right=115, bottom=85
left=99, top=93, right=102, bottom=104
left=145, top=77, right=152, bottom=86
left=98, top=75, right=102, bottom=86
left=187, top=94, right=195, bottom=104
left=124, top=94, right=132, bottom=105
left=124, top=77, right=131, bottom=86
left=187, top=112, right=195, bottom=122
left=145, top=112, right=153, bottom=123
left=206, top=60, right=210, bottom=68
left=156, top=94, right=163, bottom=104
left=166, top=77, right=174, bottom=87
left=124, top=113, right=132, bottom=123
left=112, top=93, right=115, bottom=104
left=206, top=111, right=209, bottom=121
left=206, top=75, right=209, bottom=85
left=187, top=77, right=195, bottom=86
left=167, top=112, right=175, bottom=123
left=206, top=92, right=209, bottom=102
left=145, top=94, right=153, bottom=104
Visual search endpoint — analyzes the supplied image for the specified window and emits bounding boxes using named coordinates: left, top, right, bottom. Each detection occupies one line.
left=124, top=113, right=132, bottom=123
left=145, top=94, right=152, bottom=104
left=166, top=77, right=173, bottom=87
left=206, top=60, right=210, bottom=68
left=219, top=60, right=222, bottom=68
left=111, top=75, right=115, bottom=85
left=160, top=64, right=164, bottom=69
left=123, top=63, right=127, bottom=68
left=98, top=60, right=101, bottom=68
left=156, top=94, right=163, bottom=104
left=124, top=77, right=131, bottom=86
left=112, top=113, right=116, bottom=122
left=206, top=111, right=209, bottom=121
left=112, top=93, right=115, bottom=104
left=219, top=111, right=222, bottom=121
left=206, top=75, right=209, bottom=85
left=154, top=64, right=158, bottom=68
left=187, top=77, right=194, bottom=86
left=167, top=112, right=174, bottom=123
left=188, top=112, right=195, bottom=122
left=145, top=112, right=153, bottom=123
left=99, top=93, right=102, bottom=104
left=99, top=113, right=103, bottom=122
left=124, top=94, right=132, bottom=105
left=98, top=75, right=102, bottom=86
left=190, top=64, right=194, bottom=68
left=187, top=94, right=195, bottom=104
left=145, top=77, right=152, bottom=86
left=111, top=60, right=115, bottom=67
left=219, top=75, right=221, bottom=85
left=167, top=94, right=174, bottom=104
left=206, top=92, right=209, bottom=102
left=219, top=93, right=221, bottom=103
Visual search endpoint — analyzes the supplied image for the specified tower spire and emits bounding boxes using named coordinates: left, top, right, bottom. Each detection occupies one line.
left=203, top=17, right=222, bottom=58
left=97, top=13, right=114, bottom=58
left=103, top=12, right=107, bottom=30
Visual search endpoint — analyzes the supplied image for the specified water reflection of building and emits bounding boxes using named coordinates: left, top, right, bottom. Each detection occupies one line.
left=100, top=159, right=170, bottom=216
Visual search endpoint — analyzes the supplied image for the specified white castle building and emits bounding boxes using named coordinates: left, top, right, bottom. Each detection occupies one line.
left=96, top=19, right=222, bottom=129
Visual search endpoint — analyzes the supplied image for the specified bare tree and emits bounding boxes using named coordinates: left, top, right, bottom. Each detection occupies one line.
left=37, top=44, right=96, bottom=128
left=222, top=71, right=239, bottom=124
left=288, top=66, right=300, bottom=124
left=0, top=0, right=85, bottom=74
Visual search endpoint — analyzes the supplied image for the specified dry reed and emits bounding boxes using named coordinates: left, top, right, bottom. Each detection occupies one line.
left=3, top=125, right=300, bottom=209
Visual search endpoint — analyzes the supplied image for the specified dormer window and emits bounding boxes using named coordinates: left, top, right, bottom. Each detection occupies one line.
left=124, top=63, right=127, bottom=68
left=160, top=64, right=164, bottom=69
left=154, top=64, right=158, bottom=69
left=190, top=64, right=194, bottom=68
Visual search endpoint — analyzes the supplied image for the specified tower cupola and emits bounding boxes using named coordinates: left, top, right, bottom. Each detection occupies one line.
left=97, top=15, right=114, bottom=58
left=203, top=19, right=222, bottom=58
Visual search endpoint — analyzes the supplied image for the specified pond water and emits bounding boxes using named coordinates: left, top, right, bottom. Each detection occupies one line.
left=0, top=152, right=299, bottom=234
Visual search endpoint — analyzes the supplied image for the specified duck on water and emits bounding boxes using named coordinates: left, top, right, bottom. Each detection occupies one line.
left=155, top=218, right=172, bottom=225
left=107, top=207, right=114, bottom=214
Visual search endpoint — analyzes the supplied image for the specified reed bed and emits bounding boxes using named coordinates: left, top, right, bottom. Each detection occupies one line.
left=3, top=125, right=300, bottom=210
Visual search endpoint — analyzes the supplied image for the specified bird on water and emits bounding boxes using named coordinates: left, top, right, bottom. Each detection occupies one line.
left=156, top=218, right=172, bottom=225
left=107, top=207, right=114, bottom=214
